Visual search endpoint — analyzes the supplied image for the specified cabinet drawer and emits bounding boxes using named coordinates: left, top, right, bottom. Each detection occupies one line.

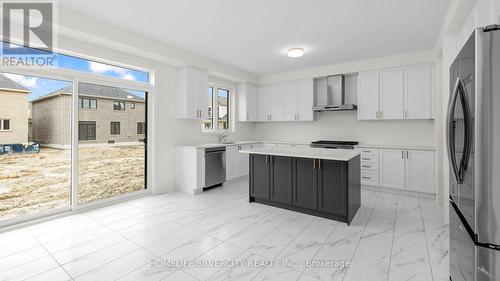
left=358, top=148, right=379, bottom=157
left=360, top=163, right=378, bottom=171
left=361, top=171, right=379, bottom=185
left=360, top=155, right=378, bottom=164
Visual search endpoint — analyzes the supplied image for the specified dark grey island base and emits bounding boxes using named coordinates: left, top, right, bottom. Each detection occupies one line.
left=248, top=154, right=361, bottom=225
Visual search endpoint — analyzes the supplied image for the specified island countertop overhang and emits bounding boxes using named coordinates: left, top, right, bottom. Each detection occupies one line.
left=239, top=146, right=360, bottom=161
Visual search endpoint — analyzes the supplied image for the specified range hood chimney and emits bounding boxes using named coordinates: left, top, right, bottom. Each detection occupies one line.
left=312, top=75, right=357, bottom=112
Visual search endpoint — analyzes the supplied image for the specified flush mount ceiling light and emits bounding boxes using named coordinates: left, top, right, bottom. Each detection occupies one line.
left=287, top=48, right=304, bottom=58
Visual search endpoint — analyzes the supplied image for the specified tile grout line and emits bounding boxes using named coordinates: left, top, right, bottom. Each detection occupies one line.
left=28, top=231, right=76, bottom=281
left=340, top=191, right=382, bottom=281
left=386, top=195, right=400, bottom=281
left=295, top=220, right=341, bottom=281
left=419, top=198, right=436, bottom=281
left=249, top=216, right=317, bottom=281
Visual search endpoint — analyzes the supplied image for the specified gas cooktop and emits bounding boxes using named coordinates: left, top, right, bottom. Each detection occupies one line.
left=310, top=140, right=359, bottom=150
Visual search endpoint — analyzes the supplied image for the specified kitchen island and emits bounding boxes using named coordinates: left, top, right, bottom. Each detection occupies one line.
left=239, top=146, right=361, bottom=225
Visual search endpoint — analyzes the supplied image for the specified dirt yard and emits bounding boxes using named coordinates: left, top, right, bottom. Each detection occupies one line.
left=0, top=145, right=145, bottom=221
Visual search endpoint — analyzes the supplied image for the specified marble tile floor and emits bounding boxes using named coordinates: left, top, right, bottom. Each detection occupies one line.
left=0, top=179, right=449, bottom=281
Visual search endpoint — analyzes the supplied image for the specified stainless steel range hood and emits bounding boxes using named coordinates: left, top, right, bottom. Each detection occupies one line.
left=312, top=75, right=357, bottom=111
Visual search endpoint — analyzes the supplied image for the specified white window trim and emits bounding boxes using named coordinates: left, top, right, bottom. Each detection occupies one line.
left=202, top=83, right=233, bottom=134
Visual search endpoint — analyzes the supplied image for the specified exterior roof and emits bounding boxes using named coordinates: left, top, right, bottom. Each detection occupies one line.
left=32, top=83, right=145, bottom=103
left=0, top=74, right=30, bottom=92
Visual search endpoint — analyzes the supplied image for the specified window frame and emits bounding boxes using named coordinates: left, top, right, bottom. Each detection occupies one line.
left=130, top=102, right=136, bottom=110
left=79, top=97, right=97, bottom=109
left=202, top=83, right=231, bottom=134
left=0, top=119, right=11, bottom=131
left=78, top=121, right=96, bottom=141
left=110, top=121, right=121, bottom=135
left=137, top=122, right=146, bottom=135
left=113, top=101, right=126, bottom=111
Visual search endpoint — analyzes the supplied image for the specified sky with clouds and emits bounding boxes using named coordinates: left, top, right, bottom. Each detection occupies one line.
left=1, top=54, right=148, bottom=100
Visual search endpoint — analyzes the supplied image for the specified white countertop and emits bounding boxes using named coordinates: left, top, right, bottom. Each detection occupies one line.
left=239, top=146, right=360, bottom=161
left=356, top=144, right=436, bottom=151
left=179, top=141, right=435, bottom=151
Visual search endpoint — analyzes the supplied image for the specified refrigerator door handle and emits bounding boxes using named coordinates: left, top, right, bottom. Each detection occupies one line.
left=447, top=78, right=463, bottom=184
left=459, top=78, right=473, bottom=175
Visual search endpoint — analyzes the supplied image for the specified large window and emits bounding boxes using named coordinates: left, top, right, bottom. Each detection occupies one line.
left=203, top=85, right=230, bottom=132
left=79, top=121, right=96, bottom=141
left=0, top=41, right=151, bottom=225
left=110, top=122, right=121, bottom=135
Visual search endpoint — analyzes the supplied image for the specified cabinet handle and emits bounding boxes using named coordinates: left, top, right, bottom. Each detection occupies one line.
left=362, top=158, right=371, bottom=161
left=313, top=159, right=317, bottom=169
left=362, top=165, right=371, bottom=168
left=404, top=110, right=409, bottom=118
left=363, top=150, right=372, bottom=153
left=265, top=155, right=269, bottom=165
left=402, top=151, right=404, bottom=159
left=362, top=176, right=371, bottom=179
left=318, top=159, right=321, bottom=170
left=269, top=114, right=272, bottom=121
left=270, top=155, right=274, bottom=164
left=247, top=114, right=249, bottom=121
left=406, top=151, right=409, bottom=159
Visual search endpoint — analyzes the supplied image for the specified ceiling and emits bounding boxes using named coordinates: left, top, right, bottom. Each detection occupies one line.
left=59, top=0, right=450, bottom=75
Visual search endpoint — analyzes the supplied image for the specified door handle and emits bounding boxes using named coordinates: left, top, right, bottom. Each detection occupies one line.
left=447, top=78, right=468, bottom=184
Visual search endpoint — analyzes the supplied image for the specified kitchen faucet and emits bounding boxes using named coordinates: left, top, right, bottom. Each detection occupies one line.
left=218, top=133, right=229, bottom=144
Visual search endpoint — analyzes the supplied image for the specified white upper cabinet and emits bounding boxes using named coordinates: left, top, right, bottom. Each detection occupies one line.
left=237, top=83, right=258, bottom=121
left=404, top=65, right=432, bottom=119
left=269, top=84, right=283, bottom=121
left=282, top=79, right=314, bottom=121
left=282, top=82, right=297, bottom=121
left=257, top=85, right=272, bottom=121
left=176, top=66, right=209, bottom=120
left=296, top=79, right=314, bottom=121
left=405, top=150, right=435, bottom=193
left=357, top=64, right=432, bottom=120
left=357, top=72, right=380, bottom=120
left=380, top=69, right=404, bottom=119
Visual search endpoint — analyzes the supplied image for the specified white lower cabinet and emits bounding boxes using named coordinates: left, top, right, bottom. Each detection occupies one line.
left=405, top=150, right=435, bottom=193
left=225, top=145, right=239, bottom=181
left=237, top=144, right=251, bottom=177
left=226, top=144, right=254, bottom=181
left=379, top=149, right=405, bottom=189
left=378, top=149, right=435, bottom=193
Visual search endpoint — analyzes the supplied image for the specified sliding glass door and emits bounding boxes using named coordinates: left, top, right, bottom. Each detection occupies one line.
left=77, top=82, right=147, bottom=204
left=0, top=72, right=72, bottom=222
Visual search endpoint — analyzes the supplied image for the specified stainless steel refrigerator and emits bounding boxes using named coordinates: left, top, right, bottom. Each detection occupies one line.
left=448, top=25, right=500, bottom=281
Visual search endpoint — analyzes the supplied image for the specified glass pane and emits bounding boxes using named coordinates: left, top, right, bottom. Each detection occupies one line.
left=203, top=86, right=213, bottom=131
left=78, top=83, right=146, bottom=204
left=218, top=88, right=229, bottom=130
left=0, top=72, right=72, bottom=222
left=1, top=41, right=150, bottom=83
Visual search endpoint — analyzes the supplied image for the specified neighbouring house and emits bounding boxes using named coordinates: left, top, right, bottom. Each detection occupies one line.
left=0, top=74, right=30, bottom=145
left=31, top=83, right=146, bottom=148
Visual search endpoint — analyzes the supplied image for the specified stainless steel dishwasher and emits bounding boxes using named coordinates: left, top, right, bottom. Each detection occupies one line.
left=204, top=146, right=226, bottom=189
